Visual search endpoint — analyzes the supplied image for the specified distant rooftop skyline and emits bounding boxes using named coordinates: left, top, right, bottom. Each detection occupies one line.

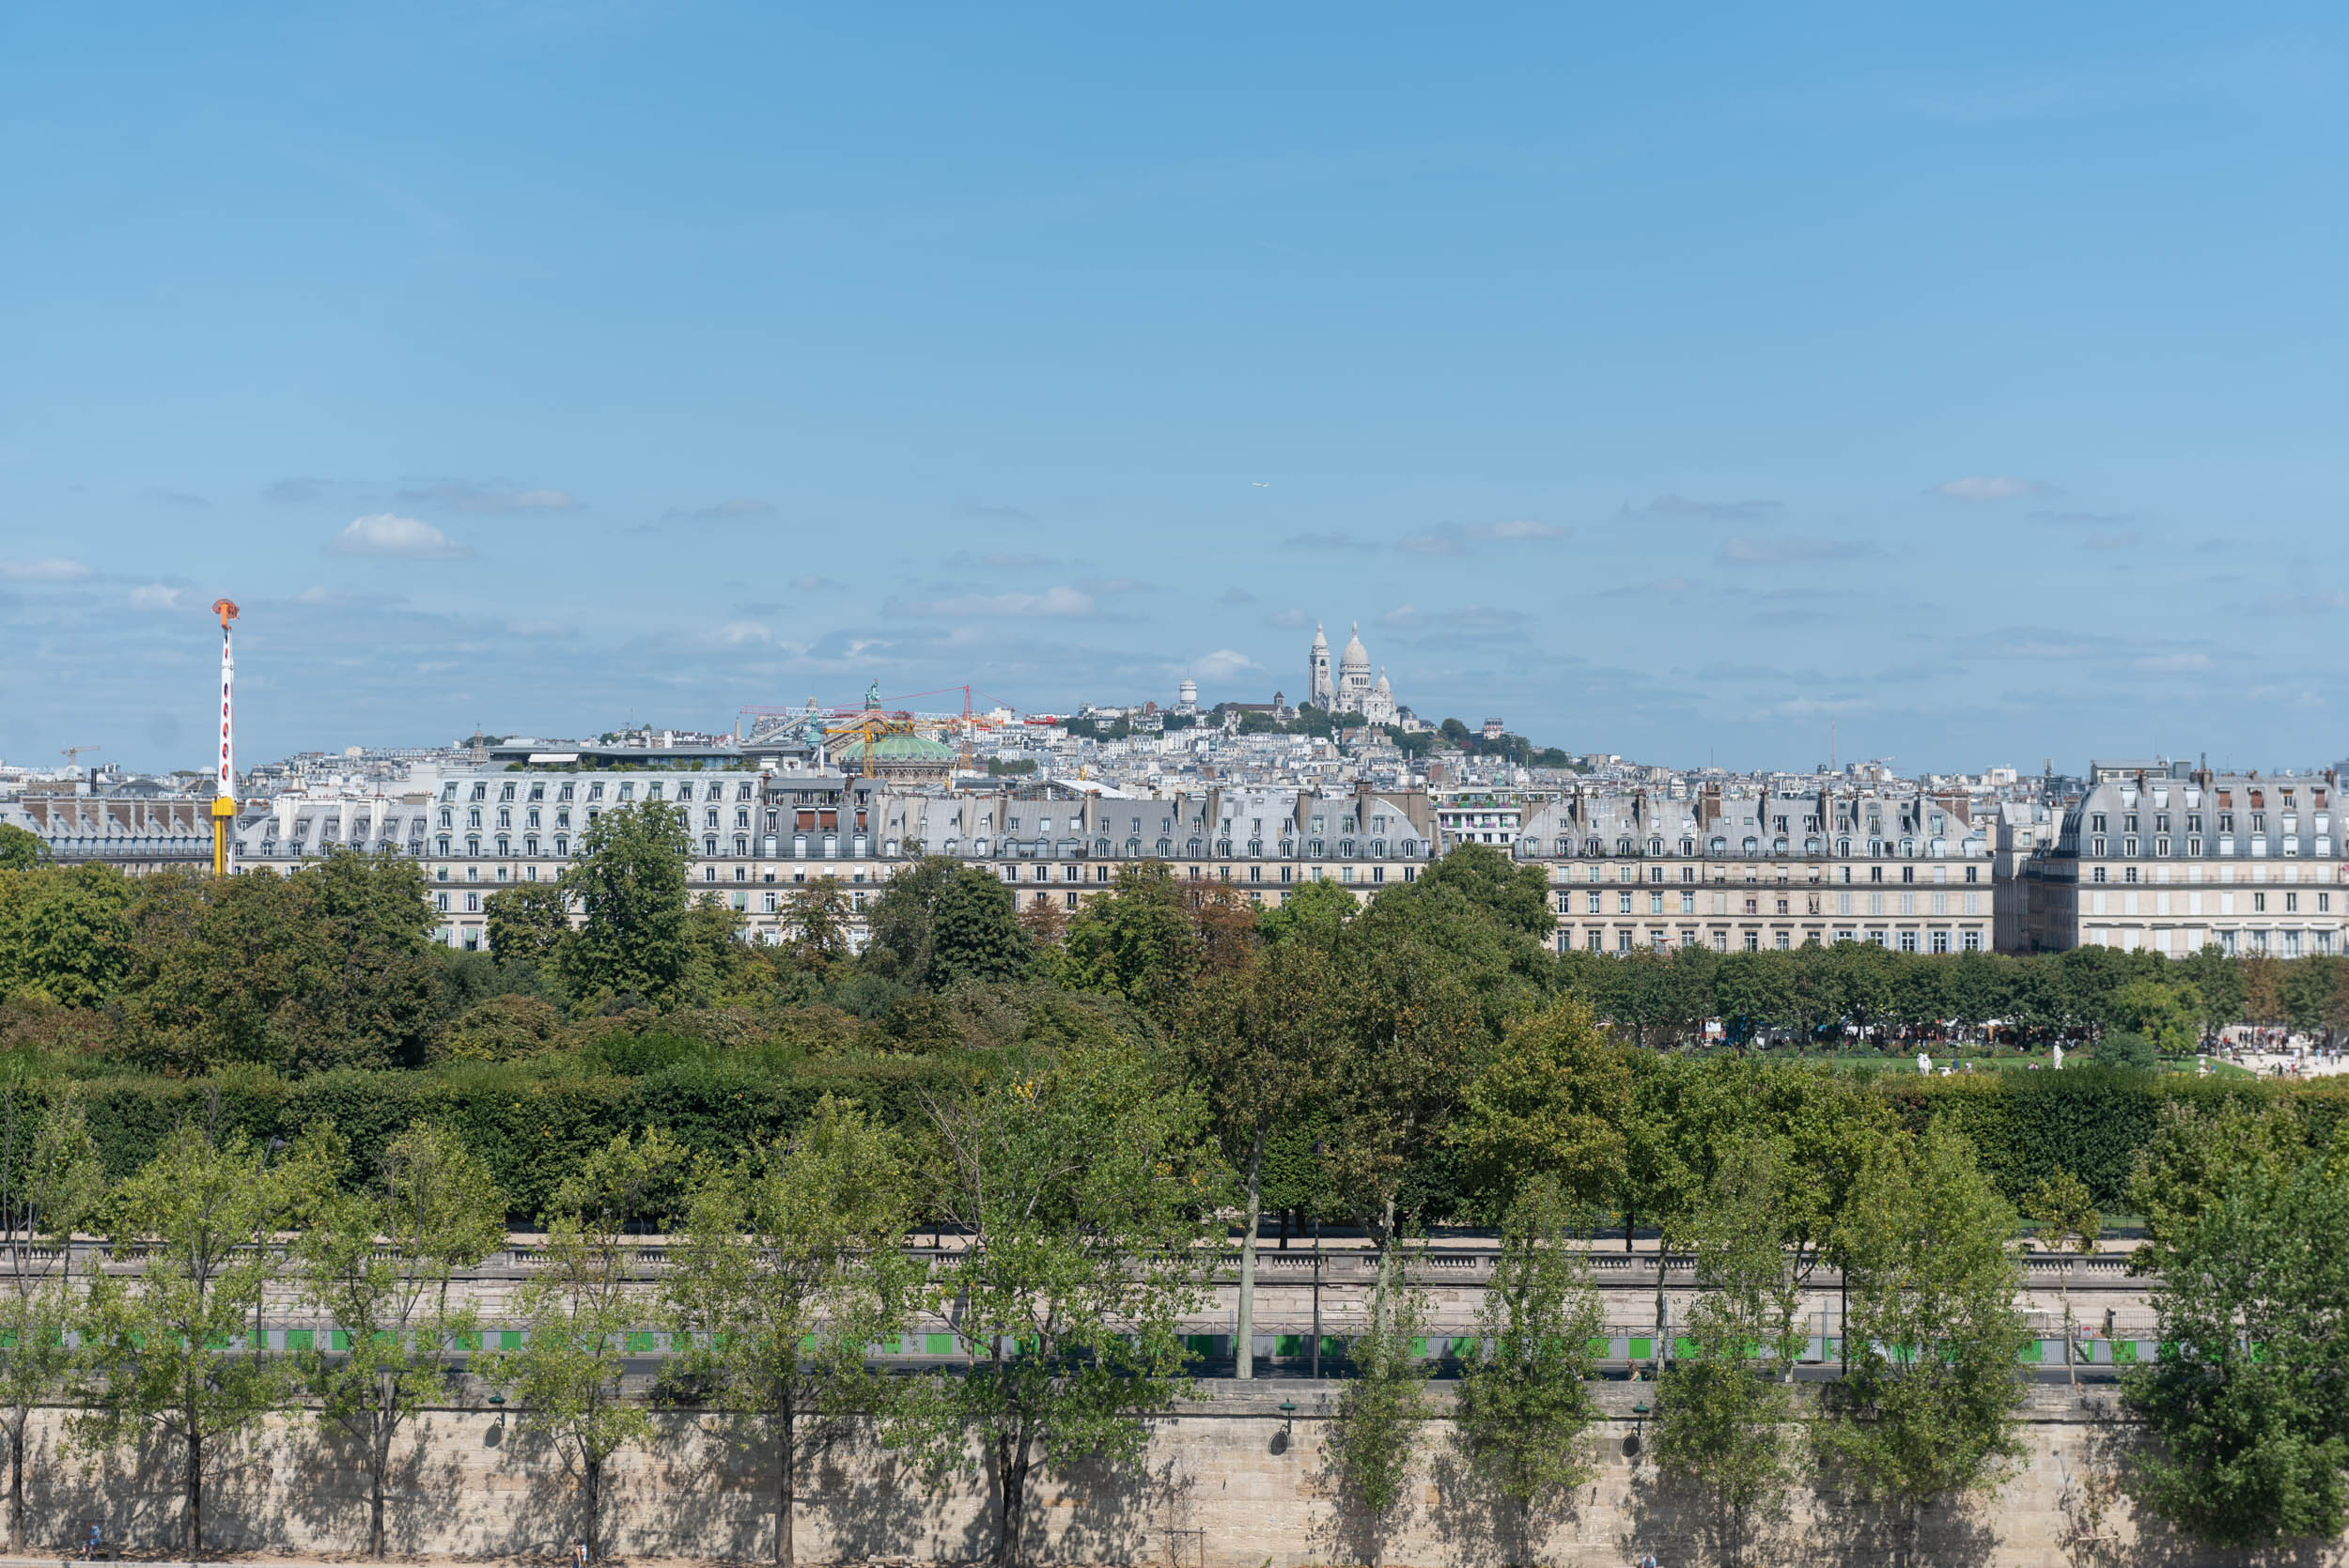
left=6, top=4, right=2346, bottom=776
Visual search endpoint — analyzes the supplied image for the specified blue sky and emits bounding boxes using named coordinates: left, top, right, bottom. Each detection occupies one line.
left=5, top=3, right=2346, bottom=775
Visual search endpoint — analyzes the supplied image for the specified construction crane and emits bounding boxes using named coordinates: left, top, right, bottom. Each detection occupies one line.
left=757, top=682, right=1019, bottom=774
left=210, top=598, right=240, bottom=878
left=59, top=745, right=100, bottom=771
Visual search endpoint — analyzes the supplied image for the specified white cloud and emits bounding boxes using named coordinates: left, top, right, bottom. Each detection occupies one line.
left=1379, top=605, right=1428, bottom=629
left=1722, top=536, right=1869, bottom=564
left=129, top=584, right=183, bottom=610
left=1626, top=495, right=1780, bottom=520
left=1191, top=649, right=1263, bottom=682
left=1930, top=476, right=2058, bottom=501
left=393, top=479, right=580, bottom=513
left=670, top=497, right=775, bottom=521
left=1470, top=519, right=1567, bottom=540
left=0, top=558, right=91, bottom=582
left=716, top=621, right=773, bottom=644
left=1264, top=608, right=1310, bottom=629
left=327, top=514, right=473, bottom=559
left=2259, top=590, right=2349, bottom=615
left=902, top=586, right=1097, bottom=618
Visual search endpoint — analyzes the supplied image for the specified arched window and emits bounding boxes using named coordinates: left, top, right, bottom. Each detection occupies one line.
left=1557, top=837, right=1572, bottom=854
left=1680, top=838, right=1695, bottom=856
left=438, top=836, right=452, bottom=856
left=734, top=834, right=749, bottom=856
left=1095, top=838, right=1111, bottom=856
left=1648, top=837, right=1664, bottom=856
left=1901, top=837, right=1915, bottom=857
left=1371, top=840, right=1386, bottom=857
left=553, top=835, right=568, bottom=857
left=1402, top=839, right=1418, bottom=856
left=1155, top=838, right=1172, bottom=857
left=705, top=835, right=719, bottom=855
left=1128, top=837, right=1143, bottom=856
left=1804, top=836, right=1820, bottom=854
left=1708, top=836, right=1727, bottom=855
left=1187, top=837, right=1203, bottom=856
left=465, top=836, right=479, bottom=856
left=1838, top=837, right=1851, bottom=857
left=1616, top=837, right=1635, bottom=856
left=1772, top=836, right=1787, bottom=854
left=524, top=836, right=538, bottom=856
left=1742, top=836, right=1758, bottom=854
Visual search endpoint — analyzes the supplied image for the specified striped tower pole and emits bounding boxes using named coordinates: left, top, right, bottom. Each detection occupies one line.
left=210, top=598, right=240, bottom=877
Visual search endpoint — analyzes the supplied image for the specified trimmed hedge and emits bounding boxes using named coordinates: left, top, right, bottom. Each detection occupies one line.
left=46, top=1055, right=969, bottom=1225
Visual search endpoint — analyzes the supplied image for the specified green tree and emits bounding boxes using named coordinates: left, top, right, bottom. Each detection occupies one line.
left=1327, top=1265, right=1430, bottom=1523
left=2023, top=1169, right=2100, bottom=1389
left=0, top=1094, right=101, bottom=1548
left=1815, top=1123, right=2029, bottom=1558
left=1449, top=996, right=1629, bottom=1216
left=2124, top=1157, right=2349, bottom=1546
left=2129, top=1097, right=2306, bottom=1261
left=1450, top=1178, right=1603, bottom=1540
left=77, top=1118, right=334, bottom=1557
left=665, top=1097, right=921, bottom=1568
left=2175, top=945, right=2245, bottom=1039
left=296, top=1122, right=506, bottom=1558
left=121, top=853, right=439, bottom=1073
left=0, top=866, right=133, bottom=1009
left=557, top=801, right=693, bottom=1008
left=1183, top=940, right=1342, bottom=1381
left=1061, top=862, right=1204, bottom=1022
left=428, top=993, right=567, bottom=1063
left=782, top=876, right=853, bottom=971
left=1653, top=1139, right=1806, bottom=1568
left=930, top=867, right=1033, bottom=986
left=2107, top=979, right=2201, bottom=1058
left=1255, top=876, right=1357, bottom=953
left=889, top=1046, right=1220, bottom=1568
left=486, top=1129, right=686, bottom=1560
left=1415, top=842, right=1554, bottom=939
left=0, top=828, right=46, bottom=871
left=484, top=881, right=573, bottom=970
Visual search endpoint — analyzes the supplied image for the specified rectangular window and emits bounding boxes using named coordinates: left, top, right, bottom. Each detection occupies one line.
left=1617, top=890, right=1633, bottom=913
left=1680, top=890, right=1695, bottom=913
left=1649, top=891, right=1664, bottom=914
left=1962, top=930, right=1982, bottom=952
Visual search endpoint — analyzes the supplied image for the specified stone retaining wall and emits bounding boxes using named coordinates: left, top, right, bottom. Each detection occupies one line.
left=9, top=1383, right=2313, bottom=1567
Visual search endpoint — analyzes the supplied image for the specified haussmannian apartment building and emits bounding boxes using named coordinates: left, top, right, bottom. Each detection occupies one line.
left=2016, top=764, right=2345, bottom=957
left=227, top=767, right=1441, bottom=951
left=1517, top=782, right=1995, bottom=955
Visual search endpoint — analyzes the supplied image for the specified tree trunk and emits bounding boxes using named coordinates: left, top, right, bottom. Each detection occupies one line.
left=373, top=1375, right=396, bottom=1558
left=9, top=1410, right=24, bottom=1553
left=1235, top=1130, right=1265, bottom=1381
left=584, top=1455, right=600, bottom=1564
left=776, top=1388, right=795, bottom=1568
left=185, top=1428, right=203, bottom=1560
left=2062, top=1282, right=2077, bottom=1389
left=995, top=1428, right=1030, bottom=1568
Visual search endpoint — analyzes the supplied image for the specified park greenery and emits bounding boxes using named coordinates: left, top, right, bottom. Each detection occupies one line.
left=0, top=810, right=2347, bottom=1553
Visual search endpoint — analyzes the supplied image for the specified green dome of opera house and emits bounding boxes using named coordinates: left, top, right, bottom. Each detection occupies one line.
left=863, top=728, right=957, bottom=786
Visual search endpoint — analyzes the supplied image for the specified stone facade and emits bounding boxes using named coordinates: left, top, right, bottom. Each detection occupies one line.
left=6, top=1383, right=2284, bottom=1566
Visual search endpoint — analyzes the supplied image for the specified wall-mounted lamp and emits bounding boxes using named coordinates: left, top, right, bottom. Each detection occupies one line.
left=1278, top=1398, right=1297, bottom=1436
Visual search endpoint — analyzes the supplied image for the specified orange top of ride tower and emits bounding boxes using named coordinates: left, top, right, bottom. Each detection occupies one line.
left=212, top=598, right=240, bottom=628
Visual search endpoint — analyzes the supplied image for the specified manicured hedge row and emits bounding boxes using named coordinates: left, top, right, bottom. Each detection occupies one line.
left=47, top=1055, right=970, bottom=1224
left=29, top=1057, right=2349, bottom=1228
